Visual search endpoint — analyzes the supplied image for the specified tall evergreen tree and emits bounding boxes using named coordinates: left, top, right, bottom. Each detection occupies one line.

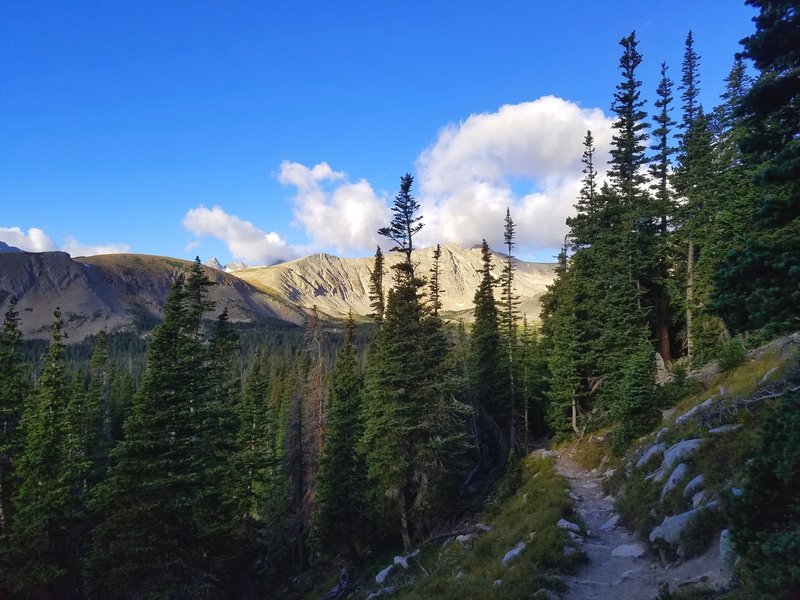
left=88, top=269, right=234, bottom=598
left=499, top=209, right=521, bottom=454
left=566, top=131, right=601, bottom=248
left=0, top=297, right=29, bottom=534
left=428, top=244, right=444, bottom=318
left=368, top=246, right=386, bottom=322
left=9, top=309, right=81, bottom=597
left=679, top=31, right=701, bottom=133
left=469, top=240, right=507, bottom=464
left=313, top=314, right=370, bottom=558
left=713, top=0, right=800, bottom=335
left=377, top=173, right=421, bottom=268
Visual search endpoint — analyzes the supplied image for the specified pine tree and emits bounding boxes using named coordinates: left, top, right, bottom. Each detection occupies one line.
left=0, top=297, right=29, bottom=534
left=713, top=0, right=800, bottom=335
left=368, top=246, right=386, bottom=322
left=679, top=31, right=701, bottom=134
left=362, top=173, right=456, bottom=551
left=9, top=309, right=81, bottom=597
left=469, top=240, right=507, bottom=463
left=88, top=269, right=233, bottom=598
left=566, top=131, right=601, bottom=248
left=499, top=209, right=521, bottom=454
left=428, top=244, right=444, bottom=318
left=313, top=314, right=370, bottom=557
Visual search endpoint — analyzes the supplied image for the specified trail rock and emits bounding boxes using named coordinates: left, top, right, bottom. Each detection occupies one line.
left=662, top=439, right=704, bottom=470
left=600, top=514, right=620, bottom=531
left=393, top=555, right=409, bottom=570
left=637, top=442, right=666, bottom=469
left=557, top=519, right=581, bottom=533
left=661, top=463, right=689, bottom=497
left=611, top=543, right=646, bottom=558
left=683, top=474, right=705, bottom=498
left=501, top=542, right=526, bottom=566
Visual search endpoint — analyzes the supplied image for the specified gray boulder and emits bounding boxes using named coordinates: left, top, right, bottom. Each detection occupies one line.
left=683, top=474, right=705, bottom=498
left=662, top=439, right=704, bottom=470
left=649, top=502, right=720, bottom=556
left=600, top=514, right=620, bottom=531
left=720, top=529, right=736, bottom=568
left=393, top=555, right=409, bottom=570
left=708, top=424, right=743, bottom=435
left=375, top=564, right=395, bottom=586
left=636, top=442, right=666, bottom=469
left=675, top=399, right=714, bottom=427
left=661, top=463, right=689, bottom=497
left=691, top=490, right=706, bottom=508
left=501, top=541, right=526, bottom=566
left=557, top=519, right=581, bottom=533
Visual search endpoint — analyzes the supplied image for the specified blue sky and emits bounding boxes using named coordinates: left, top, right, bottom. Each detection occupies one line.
left=1, top=1, right=757, bottom=263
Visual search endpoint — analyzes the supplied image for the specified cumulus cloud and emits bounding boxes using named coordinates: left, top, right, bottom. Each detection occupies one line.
left=61, top=237, right=131, bottom=257
left=183, top=205, right=298, bottom=265
left=416, top=95, right=614, bottom=255
left=0, top=226, right=57, bottom=252
left=0, top=226, right=129, bottom=256
left=278, top=161, right=389, bottom=254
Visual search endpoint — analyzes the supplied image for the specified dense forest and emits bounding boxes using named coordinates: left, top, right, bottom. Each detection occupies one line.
left=0, top=0, right=797, bottom=597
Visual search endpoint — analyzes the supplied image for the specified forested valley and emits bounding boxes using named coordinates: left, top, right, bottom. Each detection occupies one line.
left=0, top=1, right=798, bottom=597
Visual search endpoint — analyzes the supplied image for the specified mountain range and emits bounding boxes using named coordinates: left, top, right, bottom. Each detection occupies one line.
left=0, top=244, right=556, bottom=340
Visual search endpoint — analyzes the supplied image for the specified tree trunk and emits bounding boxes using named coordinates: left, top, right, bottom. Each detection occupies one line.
left=399, top=494, right=412, bottom=553
left=571, top=397, right=580, bottom=434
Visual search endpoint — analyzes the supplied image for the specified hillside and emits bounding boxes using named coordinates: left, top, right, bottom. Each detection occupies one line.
left=0, top=251, right=304, bottom=340
left=234, top=243, right=556, bottom=321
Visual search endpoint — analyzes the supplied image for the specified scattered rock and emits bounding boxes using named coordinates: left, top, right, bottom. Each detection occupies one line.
left=407, top=548, right=421, bottom=559
left=493, top=579, right=503, bottom=586
left=649, top=503, right=720, bottom=556
left=691, top=490, right=706, bottom=508
left=708, top=424, right=743, bottom=435
left=568, top=491, right=581, bottom=502
left=730, top=487, right=744, bottom=497
left=600, top=514, right=620, bottom=531
left=474, top=522, right=492, bottom=533
left=646, top=468, right=667, bottom=483
left=603, top=494, right=615, bottom=502
left=563, top=546, right=577, bottom=557
left=662, top=439, right=704, bottom=469
left=656, top=427, right=670, bottom=442
left=720, top=529, right=736, bottom=568
left=683, top=474, right=705, bottom=498
left=603, top=468, right=616, bottom=478
left=375, top=564, right=395, bottom=586
left=456, top=534, right=476, bottom=545
left=582, top=482, right=599, bottom=489
left=455, top=571, right=465, bottom=579
left=619, top=569, right=638, bottom=582
left=611, top=543, right=646, bottom=558
left=675, top=399, right=714, bottom=427
left=532, top=449, right=558, bottom=459
left=393, top=555, right=409, bottom=570
left=661, top=463, right=689, bottom=497
left=637, top=442, right=667, bottom=469
left=568, top=531, right=583, bottom=542
left=557, top=519, right=581, bottom=533
left=501, top=542, right=526, bottom=566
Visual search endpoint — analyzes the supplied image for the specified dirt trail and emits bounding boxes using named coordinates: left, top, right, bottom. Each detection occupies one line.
left=555, top=452, right=726, bottom=600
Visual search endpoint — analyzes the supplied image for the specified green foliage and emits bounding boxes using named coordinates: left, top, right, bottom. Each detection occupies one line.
left=717, top=337, right=747, bottom=371
left=611, top=332, right=659, bottom=454
left=728, top=364, right=800, bottom=599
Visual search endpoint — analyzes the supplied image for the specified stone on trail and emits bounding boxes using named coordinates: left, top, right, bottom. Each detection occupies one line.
left=393, top=555, right=409, bottom=570
left=600, top=514, right=620, bottom=531
left=557, top=518, right=581, bottom=533
left=611, top=543, right=647, bottom=558
left=649, top=502, right=720, bottom=556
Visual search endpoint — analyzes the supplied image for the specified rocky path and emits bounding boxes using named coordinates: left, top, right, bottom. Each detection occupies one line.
left=555, top=452, right=723, bottom=600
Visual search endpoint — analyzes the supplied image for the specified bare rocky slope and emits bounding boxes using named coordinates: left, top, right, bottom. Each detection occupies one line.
left=234, top=243, right=556, bottom=321
left=0, top=252, right=304, bottom=340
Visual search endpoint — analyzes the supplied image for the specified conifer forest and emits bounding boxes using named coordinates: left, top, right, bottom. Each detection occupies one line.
left=0, top=1, right=798, bottom=598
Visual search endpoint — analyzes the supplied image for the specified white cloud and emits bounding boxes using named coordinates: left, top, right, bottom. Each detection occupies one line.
left=416, top=95, right=613, bottom=254
left=278, top=161, right=389, bottom=254
left=61, top=237, right=131, bottom=257
left=0, top=226, right=57, bottom=252
left=0, top=226, right=129, bottom=256
left=182, top=205, right=298, bottom=265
